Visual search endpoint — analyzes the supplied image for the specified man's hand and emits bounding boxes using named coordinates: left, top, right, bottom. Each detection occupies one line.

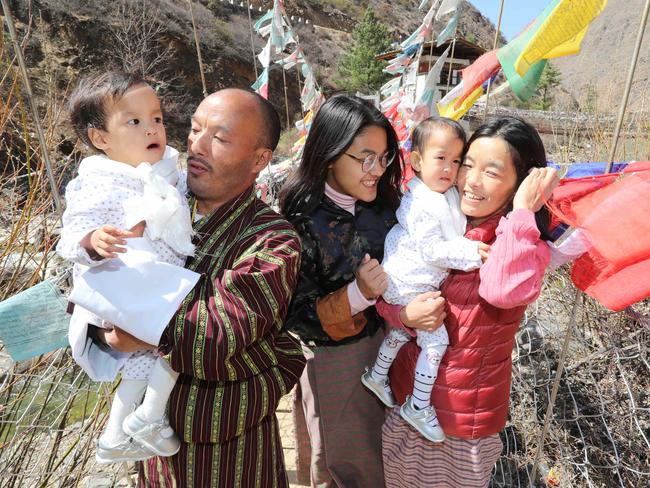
left=400, top=291, right=446, bottom=331
left=80, top=221, right=146, bottom=259
left=102, top=326, right=155, bottom=353
left=355, top=253, right=388, bottom=300
left=478, top=242, right=491, bottom=262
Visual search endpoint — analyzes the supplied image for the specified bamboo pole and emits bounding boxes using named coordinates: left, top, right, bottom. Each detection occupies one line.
left=0, top=0, right=63, bottom=217
left=281, top=65, right=291, bottom=128
left=445, top=28, right=458, bottom=93
left=483, top=0, right=506, bottom=120
left=529, top=289, right=582, bottom=486
left=605, top=0, right=650, bottom=171
left=188, top=0, right=208, bottom=98
left=529, top=4, right=650, bottom=485
left=246, top=0, right=259, bottom=79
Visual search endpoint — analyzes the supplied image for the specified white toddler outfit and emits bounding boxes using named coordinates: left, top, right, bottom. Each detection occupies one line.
left=370, top=177, right=482, bottom=426
left=57, top=146, right=193, bottom=456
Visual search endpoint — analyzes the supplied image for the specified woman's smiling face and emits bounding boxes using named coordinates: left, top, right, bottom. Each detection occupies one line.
left=457, top=136, right=518, bottom=225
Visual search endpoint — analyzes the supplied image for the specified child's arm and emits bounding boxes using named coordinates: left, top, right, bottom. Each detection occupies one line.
left=416, top=212, right=483, bottom=271
left=56, top=177, right=143, bottom=265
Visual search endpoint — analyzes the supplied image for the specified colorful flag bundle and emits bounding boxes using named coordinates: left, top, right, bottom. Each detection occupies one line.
left=548, top=161, right=650, bottom=311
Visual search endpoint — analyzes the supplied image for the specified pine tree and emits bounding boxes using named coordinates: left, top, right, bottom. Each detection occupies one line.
left=535, top=62, right=562, bottom=110
left=336, top=8, right=393, bottom=93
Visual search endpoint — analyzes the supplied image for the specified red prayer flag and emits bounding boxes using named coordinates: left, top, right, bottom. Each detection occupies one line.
left=548, top=161, right=650, bottom=311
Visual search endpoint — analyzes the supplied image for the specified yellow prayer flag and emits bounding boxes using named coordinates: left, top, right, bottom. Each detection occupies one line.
left=515, top=0, right=608, bottom=77
left=436, top=86, right=483, bottom=121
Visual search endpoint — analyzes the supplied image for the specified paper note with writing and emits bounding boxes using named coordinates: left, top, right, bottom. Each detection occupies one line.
left=69, top=237, right=200, bottom=346
left=0, top=280, right=70, bottom=362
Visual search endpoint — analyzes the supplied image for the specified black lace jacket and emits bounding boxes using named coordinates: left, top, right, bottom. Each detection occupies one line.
left=284, top=196, right=397, bottom=347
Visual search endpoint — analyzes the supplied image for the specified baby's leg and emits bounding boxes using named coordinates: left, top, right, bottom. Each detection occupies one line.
left=101, top=378, right=147, bottom=446
left=371, top=328, right=412, bottom=382
left=138, top=356, right=179, bottom=422
left=411, top=327, right=448, bottom=411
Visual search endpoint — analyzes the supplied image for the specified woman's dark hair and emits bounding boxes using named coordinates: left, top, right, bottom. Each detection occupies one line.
left=411, top=116, right=466, bottom=154
left=465, top=116, right=553, bottom=241
left=280, top=94, right=403, bottom=219
left=69, top=71, right=147, bottom=151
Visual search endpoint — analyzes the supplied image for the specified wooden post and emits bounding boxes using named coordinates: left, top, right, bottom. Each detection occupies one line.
left=483, top=0, right=506, bottom=120
left=606, top=0, right=650, bottom=171
left=281, top=65, right=291, bottom=128
left=445, top=30, right=458, bottom=93
left=246, top=0, right=259, bottom=79
left=188, top=0, right=208, bottom=97
left=1, top=0, right=63, bottom=216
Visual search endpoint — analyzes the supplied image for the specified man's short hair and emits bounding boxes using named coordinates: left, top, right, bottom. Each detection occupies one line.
left=248, top=91, right=281, bottom=151
left=69, top=71, right=146, bottom=151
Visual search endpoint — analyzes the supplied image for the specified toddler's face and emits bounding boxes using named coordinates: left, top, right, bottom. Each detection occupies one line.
left=97, top=84, right=166, bottom=166
left=412, top=128, right=463, bottom=193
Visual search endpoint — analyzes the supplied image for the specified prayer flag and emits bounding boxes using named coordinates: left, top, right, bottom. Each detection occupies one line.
left=436, top=11, right=459, bottom=46
left=253, top=10, right=273, bottom=32
left=252, top=67, right=269, bottom=99
left=413, top=46, right=450, bottom=121
left=455, top=50, right=500, bottom=107
left=515, top=0, right=608, bottom=76
left=435, top=0, right=460, bottom=20
left=437, top=85, right=483, bottom=120
left=548, top=162, right=650, bottom=311
left=258, top=38, right=272, bottom=67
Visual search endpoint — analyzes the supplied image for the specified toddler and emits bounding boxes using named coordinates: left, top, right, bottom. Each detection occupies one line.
left=57, top=71, right=194, bottom=463
left=362, top=117, right=488, bottom=443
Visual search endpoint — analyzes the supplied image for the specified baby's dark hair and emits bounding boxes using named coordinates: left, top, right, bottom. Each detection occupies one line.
left=69, top=71, right=147, bottom=151
left=410, top=116, right=467, bottom=154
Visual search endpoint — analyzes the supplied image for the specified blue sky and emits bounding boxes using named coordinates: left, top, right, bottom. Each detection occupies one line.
left=468, top=1, right=550, bottom=40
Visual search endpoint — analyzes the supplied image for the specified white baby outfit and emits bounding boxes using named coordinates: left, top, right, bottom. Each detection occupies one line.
left=57, top=146, right=194, bottom=452
left=58, top=146, right=193, bottom=381
left=372, top=177, right=482, bottom=412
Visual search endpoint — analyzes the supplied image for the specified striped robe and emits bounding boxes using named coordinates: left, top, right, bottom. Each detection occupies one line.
left=138, top=188, right=306, bottom=488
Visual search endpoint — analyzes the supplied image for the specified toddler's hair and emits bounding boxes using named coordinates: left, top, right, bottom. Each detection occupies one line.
left=69, top=71, right=147, bottom=151
left=411, top=117, right=466, bottom=154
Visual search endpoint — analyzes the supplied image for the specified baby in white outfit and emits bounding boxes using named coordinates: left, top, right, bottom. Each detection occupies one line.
left=362, top=117, right=489, bottom=443
left=57, top=71, right=194, bottom=464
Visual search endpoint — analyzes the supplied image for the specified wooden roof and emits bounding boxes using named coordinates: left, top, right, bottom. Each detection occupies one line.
left=376, top=37, right=487, bottom=62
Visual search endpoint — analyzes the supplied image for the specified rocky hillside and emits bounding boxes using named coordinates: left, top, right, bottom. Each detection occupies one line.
left=4, top=0, right=499, bottom=151
left=553, top=0, right=650, bottom=112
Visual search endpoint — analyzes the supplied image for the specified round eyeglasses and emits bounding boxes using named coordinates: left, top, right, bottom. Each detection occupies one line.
left=345, top=150, right=397, bottom=173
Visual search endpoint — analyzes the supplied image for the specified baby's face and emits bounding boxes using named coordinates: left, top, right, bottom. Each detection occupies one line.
left=413, top=128, right=463, bottom=193
left=100, top=84, right=166, bottom=166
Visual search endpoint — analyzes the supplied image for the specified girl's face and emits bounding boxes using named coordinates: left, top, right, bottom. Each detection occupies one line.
left=457, top=136, right=518, bottom=225
left=326, top=125, right=388, bottom=202
left=411, top=128, right=463, bottom=193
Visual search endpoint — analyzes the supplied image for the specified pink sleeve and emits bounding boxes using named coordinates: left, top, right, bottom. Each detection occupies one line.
left=479, top=209, right=551, bottom=309
left=347, top=279, right=377, bottom=315
left=375, top=298, right=417, bottom=337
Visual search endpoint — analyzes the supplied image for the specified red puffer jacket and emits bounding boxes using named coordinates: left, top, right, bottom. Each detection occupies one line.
left=388, top=210, right=549, bottom=439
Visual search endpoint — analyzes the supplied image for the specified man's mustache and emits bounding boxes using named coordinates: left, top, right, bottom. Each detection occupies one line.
left=187, top=155, right=210, bottom=167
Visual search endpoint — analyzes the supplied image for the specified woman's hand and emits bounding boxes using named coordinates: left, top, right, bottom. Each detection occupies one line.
left=102, top=326, right=155, bottom=353
left=356, top=254, right=388, bottom=300
left=512, top=167, right=559, bottom=212
left=399, top=291, right=446, bottom=331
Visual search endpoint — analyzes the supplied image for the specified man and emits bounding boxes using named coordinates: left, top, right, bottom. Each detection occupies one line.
left=107, top=89, right=305, bottom=487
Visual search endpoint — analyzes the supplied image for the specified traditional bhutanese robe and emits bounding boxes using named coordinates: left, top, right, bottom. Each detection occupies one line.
left=139, top=187, right=305, bottom=488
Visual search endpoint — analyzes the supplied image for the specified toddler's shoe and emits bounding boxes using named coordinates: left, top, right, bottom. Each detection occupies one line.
left=95, top=436, right=154, bottom=464
left=123, top=409, right=181, bottom=458
left=399, top=395, right=446, bottom=443
left=361, top=368, right=398, bottom=408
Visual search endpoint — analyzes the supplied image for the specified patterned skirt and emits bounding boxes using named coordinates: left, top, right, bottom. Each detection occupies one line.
left=137, top=414, right=288, bottom=488
left=382, top=407, right=502, bottom=488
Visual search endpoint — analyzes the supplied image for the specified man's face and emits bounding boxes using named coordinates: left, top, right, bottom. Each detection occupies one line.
left=187, top=90, right=268, bottom=212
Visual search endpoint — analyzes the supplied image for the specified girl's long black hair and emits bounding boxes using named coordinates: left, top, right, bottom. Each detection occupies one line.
left=280, top=94, right=403, bottom=220
left=465, top=116, right=553, bottom=241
